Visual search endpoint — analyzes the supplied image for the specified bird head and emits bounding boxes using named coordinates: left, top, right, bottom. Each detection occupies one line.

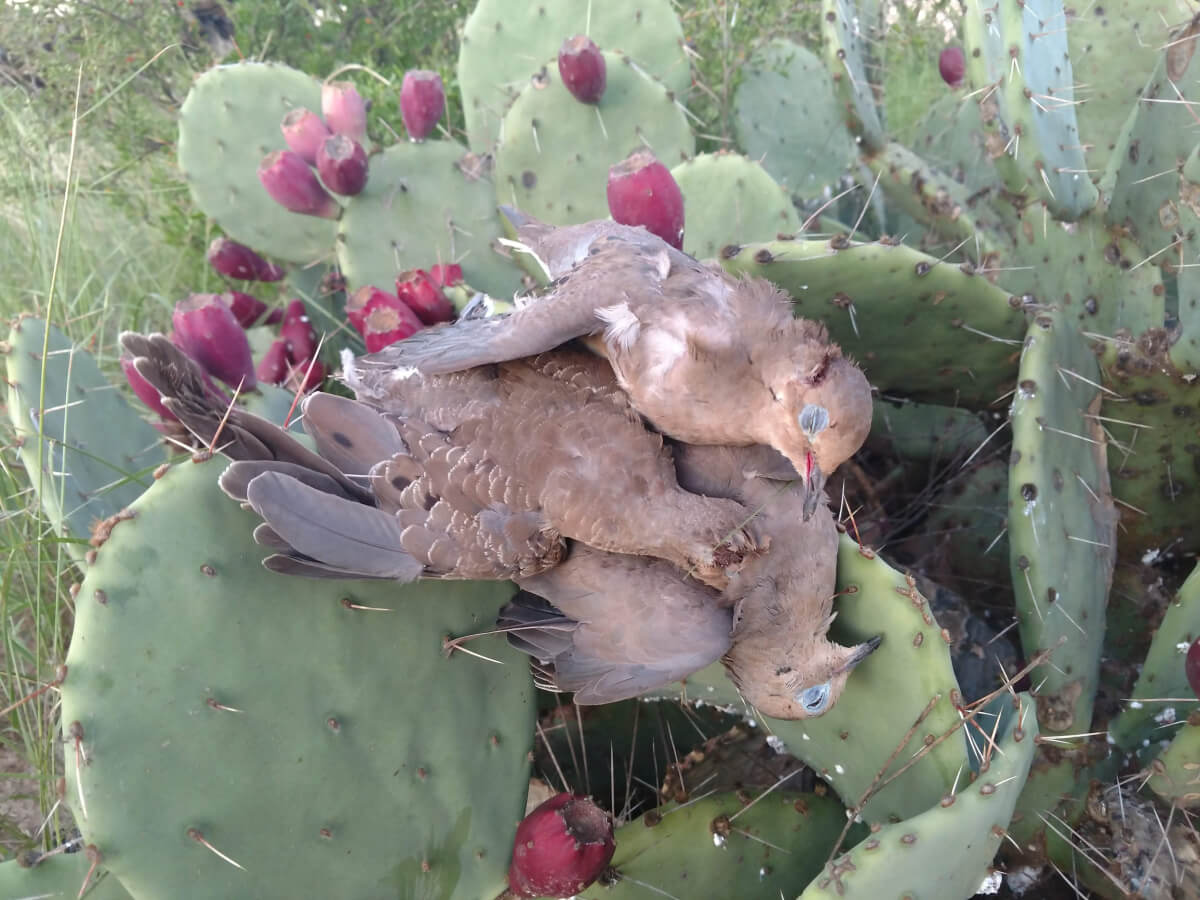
left=727, top=631, right=882, bottom=720
left=767, top=350, right=873, bottom=519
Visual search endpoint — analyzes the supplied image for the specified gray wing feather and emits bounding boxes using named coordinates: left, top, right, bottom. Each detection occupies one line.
left=244, top=470, right=423, bottom=581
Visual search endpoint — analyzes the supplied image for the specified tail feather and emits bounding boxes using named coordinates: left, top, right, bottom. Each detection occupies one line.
left=497, top=592, right=578, bottom=660
left=243, top=470, right=424, bottom=581
left=301, top=392, right=407, bottom=477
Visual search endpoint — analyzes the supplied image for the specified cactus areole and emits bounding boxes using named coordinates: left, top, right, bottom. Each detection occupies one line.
left=507, top=793, right=615, bottom=898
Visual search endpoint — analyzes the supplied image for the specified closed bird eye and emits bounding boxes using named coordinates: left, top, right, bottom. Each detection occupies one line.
left=796, top=681, right=832, bottom=715
left=798, top=403, right=830, bottom=438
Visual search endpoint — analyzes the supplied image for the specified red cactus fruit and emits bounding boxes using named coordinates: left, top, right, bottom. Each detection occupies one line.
left=120, top=355, right=177, bottom=421
left=606, top=150, right=685, bottom=250
left=347, top=287, right=424, bottom=352
left=207, top=237, right=285, bottom=282
left=939, top=47, right=965, bottom=88
left=316, top=134, right=369, bottom=196
left=399, top=70, right=445, bottom=141
left=1187, top=638, right=1200, bottom=699
left=396, top=269, right=455, bottom=325
left=429, top=263, right=463, bottom=288
left=279, top=300, right=318, bottom=365
left=221, top=291, right=270, bottom=329
left=257, top=150, right=340, bottom=219
left=322, top=81, right=367, bottom=142
left=558, top=35, right=607, bottom=104
left=293, top=357, right=327, bottom=392
left=507, top=793, right=615, bottom=898
left=280, top=107, right=332, bottom=166
left=172, top=294, right=258, bottom=390
left=256, top=339, right=290, bottom=385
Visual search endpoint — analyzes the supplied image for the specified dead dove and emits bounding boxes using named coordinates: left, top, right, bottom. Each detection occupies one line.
left=120, top=333, right=762, bottom=586
left=498, top=442, right=880, bottom=717
left=353, top=208, right=874, bottom=518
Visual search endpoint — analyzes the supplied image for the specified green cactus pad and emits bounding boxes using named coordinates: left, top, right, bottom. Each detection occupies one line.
left=0, top=852, right=133, bottom=900
left=802, top=695, right=1037, bottom=899
left=458, top=0, right=690, bottom=152
left=649, top=535, right=968, bottom=824
left=863, top=140, right=1004, bottom=260
left=1008, top=306, right=1117, bottom=738
left=732, top=39, right=857, bottom=201
left=869, top=400, right=989, bottom=464
left=1110, top=560, right=1200, bottom=748
left=925, top=459, right=1011, bottom=588
left=1098, top=339, right=1200, bottom=559
left=1066, top=1, right=1168, bottom=175
left=336, top=140, right=522, bottom=297
left=720, top=238, right=1025, bottom=407
left=963, top=0, right=1098, bottom=218
left=1148, top=715, right=1200, bottom=808
left=60, top=458, right=533, bottom=899
left=577, top=791, right=850, bottom=899
left=4, top=317, right=166, bottom=560
left=493, top=50, right=694, bottom=226
left=177, top=62, right=337, bottom=264
left=820, top=0, right=885, bottom=151
left=669, top=152, right=801, bottom=260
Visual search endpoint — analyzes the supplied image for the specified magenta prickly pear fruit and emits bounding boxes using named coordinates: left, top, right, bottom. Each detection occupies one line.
left=1188, top=638, right=1200, bottom=699
left=221, top=290, right=270, bottom=329
left=321, top=80, right=367, bottom=142
left=279, top=300, right=318, bottom=365
left=558, top=35, right=607, bottom=104
left=172, top=293, right=258, bottom=390
left=280, top=107, right=332, bottom=166
left=347, top=286, right=424, bottom=352
left=316, top=134, right=369, bottom=196
left=939, top=46, right=965, bottom=88
left=256, top=339, right=290, bottom=385
left=507, top=793, right=615, bottom=898
left=399, top=70, right=445, bottom=141
left=206, top=237, right=285, bottom=282
left=257, top=150, right=340, bottom=219
left=120, top=355, right=177, bottom=421
left=606, top=149, right=685, bottom=250
left=396, top=269, right=454, bottom=325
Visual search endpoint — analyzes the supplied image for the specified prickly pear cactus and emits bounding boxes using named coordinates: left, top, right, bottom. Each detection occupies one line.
left=336, top=140, right=522, bottom=297
left=60, top=458, right=533, bottom=898
left=458, top=0, right=690, bottom=151
left=578, top=791, right=850, bottom=899
left=178, top=62, right=336, bottom=264
left=0, top=851, right=132, bottom=900
left=492, top=49, right=693, bottom=226
left=670, top=152, right=801, bottom=260
left=4, top=317, right=165, bottom=561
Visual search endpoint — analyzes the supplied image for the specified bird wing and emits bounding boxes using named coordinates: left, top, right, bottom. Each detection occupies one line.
left=509, top=545, right=732, bottom=704
left=348, top=238, right=673, bottom=382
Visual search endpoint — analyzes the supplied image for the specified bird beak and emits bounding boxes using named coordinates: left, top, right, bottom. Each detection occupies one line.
left=801, top=461, right=826, bottom=521
left=838, top=634, right=883, bottom=673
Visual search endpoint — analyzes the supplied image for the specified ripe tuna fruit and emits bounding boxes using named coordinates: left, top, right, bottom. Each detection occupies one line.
left=606, top=150, right=685, bottom=250
left=207, top=237, right=285, bottom=282
left=321, top=80, right=367, bottom=142
left=558, top=35, right=606, bottom=104
left=257, top=151, right=340, bottom=219
left=280, top=108, right=331, bottom=165
left=316, top=135, right=368, bottom=196
left=347, top=286, right=424, bottom=352
left=172, top=294, right=258, bottom=390
left=221, top=290, right=271, bottom=329
left=939, top=46, right=965, bottom=88
left=396, top=269, right=455, bottom=325
left=399, top=70, right=445, bottom=141
left=256, top=339, right=290, bottom=385
left=507, top=793, right=615, bottom=898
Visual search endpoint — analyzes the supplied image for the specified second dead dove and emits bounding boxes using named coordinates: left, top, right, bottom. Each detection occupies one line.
left=121, top=333, right=761, bottom=587
left=351, top=209, right=874, bottom=517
